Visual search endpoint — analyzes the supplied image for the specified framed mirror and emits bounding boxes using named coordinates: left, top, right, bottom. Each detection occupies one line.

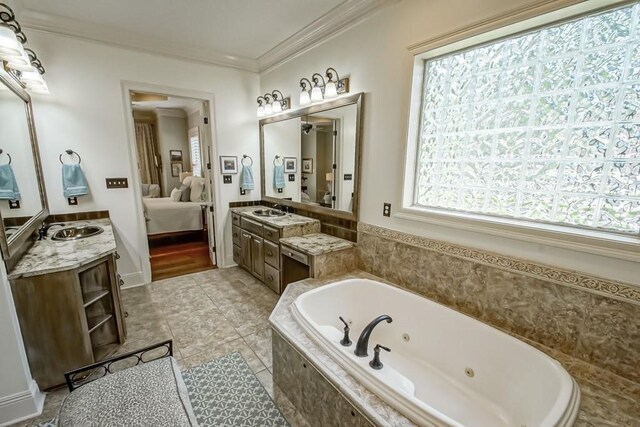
left=260, top=92, right=362, bottom=221
left=0, top=67, right=48, bottom=260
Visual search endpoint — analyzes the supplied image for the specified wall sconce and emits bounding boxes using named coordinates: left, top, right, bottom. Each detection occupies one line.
left=299, top=78, right=312, bottom=106
left=0, top=3, right=49, bottom=94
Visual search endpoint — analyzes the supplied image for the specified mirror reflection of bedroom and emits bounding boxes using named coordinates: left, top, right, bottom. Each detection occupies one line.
left=130, top=91, right=215, bottom=280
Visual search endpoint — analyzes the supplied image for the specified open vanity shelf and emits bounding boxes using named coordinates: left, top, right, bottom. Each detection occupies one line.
left=10, top=252, right=126, bottom=390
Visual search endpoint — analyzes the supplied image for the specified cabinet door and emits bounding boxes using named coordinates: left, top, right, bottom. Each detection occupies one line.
left=251, top=235, right=264, bottom=280
left=241, top=232, right=252, bottom=271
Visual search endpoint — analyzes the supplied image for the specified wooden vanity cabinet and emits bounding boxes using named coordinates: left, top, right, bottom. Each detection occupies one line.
left=10, top=253, right=126, bottom=390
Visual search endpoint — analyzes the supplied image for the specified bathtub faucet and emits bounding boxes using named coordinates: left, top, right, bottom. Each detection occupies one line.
left=354, top=315, right=393, bottom=357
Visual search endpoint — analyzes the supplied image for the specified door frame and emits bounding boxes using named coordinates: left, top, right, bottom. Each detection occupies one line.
left=121, top=81, right=226, bottom=285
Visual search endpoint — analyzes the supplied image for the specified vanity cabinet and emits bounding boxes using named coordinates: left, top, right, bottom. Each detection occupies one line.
left=10, top=252, right=126, bottom=390
left=233, top=213, right=281, bottom=293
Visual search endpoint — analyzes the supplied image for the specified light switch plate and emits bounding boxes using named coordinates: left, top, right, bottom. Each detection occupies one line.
left=106, top=178, right=128, bottom=188
left=68, top=197, right=78, bottom=205
left=288, top=174, right=295, bottom=182
left=383, top=202, right=391, bottom=217
left=8, top=200, right=20, bottom=209
left=223, top=175, right=232, bottom=184
left=240, top=187, right=246, bottom=195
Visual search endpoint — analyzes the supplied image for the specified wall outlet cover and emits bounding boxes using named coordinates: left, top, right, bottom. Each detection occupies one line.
left=105, top=178, right=128, bottom=188
left=344, top=174, right=353, bottom=180
left=288, top=174, right=295, bottom=182
left=68, top=197, right=78, bottom=206
left=383, top=202, right=391, bottom=217
left=240, top=187, right=246, bottom=195
left=277, top=188, right=283, bottom=193
left=223, top=175, right=232, bottom=184
left=8, top=200, right=20, bottom=209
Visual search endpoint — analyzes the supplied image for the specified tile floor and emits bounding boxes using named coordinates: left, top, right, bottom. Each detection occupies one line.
left=14, top=267, right=301, bottom=426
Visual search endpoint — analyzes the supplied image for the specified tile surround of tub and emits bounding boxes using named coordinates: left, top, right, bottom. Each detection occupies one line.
left=356, top=225, right=640, bottom=384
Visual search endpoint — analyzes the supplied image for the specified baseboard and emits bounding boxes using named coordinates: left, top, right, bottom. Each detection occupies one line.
left=0, top=380, right=45, bottom=427
left=120, top=271, right=146, bottom=289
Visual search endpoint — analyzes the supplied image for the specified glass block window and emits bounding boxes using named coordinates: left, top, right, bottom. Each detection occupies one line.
left=190, top=133, right=202, bottom=178
left=415, top=3, right=640, bottom=234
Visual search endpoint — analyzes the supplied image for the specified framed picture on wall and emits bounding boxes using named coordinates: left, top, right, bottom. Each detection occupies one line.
left=284, top=157, right=297, bottom=173
left=170, top=150, right=183, bottom=161
left=220, top=156, right=238, bottom=174
left=302, top=158, right=314, bottom=174
left=171, top=162, right=183, bottom=177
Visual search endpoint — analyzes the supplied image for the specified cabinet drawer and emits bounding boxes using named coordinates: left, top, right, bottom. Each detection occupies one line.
left=241, top=217, right=263, bottom=237
left=281, top=245, right=309, bottom=265
left=232, top=213, right=240, bottom=226
left=263, top=225, right=279, bottom=243
left=264, top=263, right=281, bottom=294
left=232, top=225, right=241, bottom=247
left=233, top=244, right=242, bottom=265
left=264, top=240, right=279, bottom=269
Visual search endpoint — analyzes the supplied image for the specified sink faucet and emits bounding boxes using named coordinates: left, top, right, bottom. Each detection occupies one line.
left=38, top=222, right=65, bottom=240
left=354, top=315, right=393, bottom=357
left=272, top=204, right=287, bottom=212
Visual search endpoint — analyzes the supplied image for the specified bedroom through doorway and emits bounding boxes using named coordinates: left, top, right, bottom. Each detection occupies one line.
left=130, top=90, right=216, bottom=281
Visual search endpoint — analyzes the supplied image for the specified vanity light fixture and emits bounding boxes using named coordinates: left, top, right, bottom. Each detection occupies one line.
left=257, top=96, right=266, bottom=117
left=263, top=93, right=273, bottom=115
left=310, top=73, right=325, bottom=102
left=299, top=78, right=312, bottom=106
left=324, top=68, right=340, bottom=99
left=0, top=3, right=49, bottom=94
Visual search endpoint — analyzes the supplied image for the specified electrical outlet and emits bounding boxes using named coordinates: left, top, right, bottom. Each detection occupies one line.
left=105, top=178, right=128, bottom=188
left=288, top=174, right=295, bottom=182
left=239, top=187, right=246, bottom=195
left=277, top=188, right=283, bottom=193
left=383, top=202, right=391, bottom=217
left=223, top=175, right=232, bottom=184
left=68, top=197, right=78, bottom=206
left=8, top=200, right=20, bottom=209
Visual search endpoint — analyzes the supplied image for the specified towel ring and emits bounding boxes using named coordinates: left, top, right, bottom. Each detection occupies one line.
left=273, top=155, right=284, bottom=166
left=59, top=149, right=81, bottom=165
left=241, top=154, right=253, bottom=166
left=0, top=149, right=11, bottom=165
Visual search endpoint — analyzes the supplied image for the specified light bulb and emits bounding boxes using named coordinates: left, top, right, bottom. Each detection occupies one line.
left=264, top=103, right=273, bottom=114
left=299, top=90, right=311, bottom=106
left=324, top=81, right=338, bottom=98
left=20, top=70, right=44, bottom=86
left=0, top=26, right=22, bottom=59
left=311, top=86, right=323, bottom=102
left=272, top=100, right=282, bottom=113
left=257, top=105, right=265, bottom=117
left=6, top=47, right=33, bottom=72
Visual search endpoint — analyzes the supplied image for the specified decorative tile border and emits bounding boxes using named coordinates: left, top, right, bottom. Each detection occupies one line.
left=359, top=223, right=640, bottom=306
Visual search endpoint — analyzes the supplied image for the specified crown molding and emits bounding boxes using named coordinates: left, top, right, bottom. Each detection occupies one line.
left=18, top=9, right=259, bottom=72
left=258, top=0, right=401, bottom=73
left=154, top=108, right=186, bottom=118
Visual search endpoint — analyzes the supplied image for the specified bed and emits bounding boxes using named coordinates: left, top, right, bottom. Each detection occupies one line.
left=59, top=341, right=198, bottom=426
left=143, top=197, right=203, bottom=235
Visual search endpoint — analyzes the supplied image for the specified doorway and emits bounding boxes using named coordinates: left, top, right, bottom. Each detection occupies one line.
left=127, top=89, right=218, bottom=281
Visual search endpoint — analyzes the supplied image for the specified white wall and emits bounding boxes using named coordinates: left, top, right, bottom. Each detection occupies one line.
left=155, top=110, right=188, bottom=196
left=263, top=118, right=301, bottom=201
left=259, top=0, right=640, bottom=285
left=27, top=31, right=261, bottom=283
left=0, top=264, right=43, bottom=425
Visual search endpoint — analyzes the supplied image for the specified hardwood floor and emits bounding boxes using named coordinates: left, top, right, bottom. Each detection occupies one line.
left=150, top=240, right=215, bottom=281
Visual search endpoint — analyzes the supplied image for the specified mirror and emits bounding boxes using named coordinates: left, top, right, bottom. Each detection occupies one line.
left=0, top=68, right=48, bottom=259
left=261, top=93, right=362, bottom=220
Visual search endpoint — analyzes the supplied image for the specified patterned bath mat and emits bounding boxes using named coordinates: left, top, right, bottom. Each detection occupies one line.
left=182, top=352, right=289, bottom=427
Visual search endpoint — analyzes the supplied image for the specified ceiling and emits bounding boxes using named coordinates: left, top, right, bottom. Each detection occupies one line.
left=16, top=0, right=397, bottom=72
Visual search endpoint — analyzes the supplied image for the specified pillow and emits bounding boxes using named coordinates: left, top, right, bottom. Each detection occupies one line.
left=179, top=184, right=191, bottom=202
left=170, top=188, right=181, bottom=202
left=182, top=176, right=195, bottom=188
left=190, top=178, right=205, bottom=202
left=141, top=183, right=150, bottom=197
left=148, top=184, right=161, bottom=198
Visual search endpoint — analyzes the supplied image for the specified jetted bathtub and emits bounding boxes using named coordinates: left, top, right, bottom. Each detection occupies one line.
left=291, top=279, right=580, bottom=427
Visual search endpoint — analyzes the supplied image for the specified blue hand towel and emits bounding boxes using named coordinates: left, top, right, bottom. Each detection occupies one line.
left=241, top=164, right=254, bottom=190
left=0, top=164, right=21, bottom=200
left=62, top=163, right=88, bottom=197
left=273, top=164, right=285, bottom=189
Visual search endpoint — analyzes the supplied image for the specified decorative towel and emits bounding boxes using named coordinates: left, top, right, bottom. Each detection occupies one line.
left=241, top=164, right=254, bottom=190
left=62, top=163, right=88, bottom=197
left=0, top=164, right=21, bottom=200
left=273, top=164, right=285, bottom=189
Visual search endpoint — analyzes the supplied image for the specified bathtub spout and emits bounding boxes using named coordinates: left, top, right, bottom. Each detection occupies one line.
left=354, top=315, right=393, bottom=357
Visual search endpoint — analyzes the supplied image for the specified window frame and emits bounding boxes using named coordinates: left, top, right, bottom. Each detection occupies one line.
left=188, top=126, right=202, bottom=178
left=401, top=0, right=639, bottom=262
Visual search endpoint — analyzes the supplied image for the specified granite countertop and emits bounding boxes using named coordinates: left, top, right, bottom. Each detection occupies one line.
left=9, top=219, right=117, bottom=279
left=230, top=206, right=320, bottom=229
left=279, top=233, right=354, bottom=255
left=270, top=271, right=640, bottom=427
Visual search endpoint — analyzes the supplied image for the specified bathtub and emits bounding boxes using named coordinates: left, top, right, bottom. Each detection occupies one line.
left=291, top=279, right=580, bottom=427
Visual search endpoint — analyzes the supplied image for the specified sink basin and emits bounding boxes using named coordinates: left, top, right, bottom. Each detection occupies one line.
left=51, top=226, right=104, bottom=241
left=253, top=209, right=286, bottom=217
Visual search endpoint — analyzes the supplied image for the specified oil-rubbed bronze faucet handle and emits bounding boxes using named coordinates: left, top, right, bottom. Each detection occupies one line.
left=369, top=344, right=391, bottom=370
left=339, top=316, right=352, bottom=347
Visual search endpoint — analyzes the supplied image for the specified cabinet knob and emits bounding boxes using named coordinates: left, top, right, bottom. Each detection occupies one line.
left=267, top=251, right=273, bottom=257
left=266, top=231, right=272, bottom=236
left=119, top=279, right=124, bottom=286
left=268, top=275, right=273, bottom=281
left=233, top=233, right=238, bottom=237
left=115, top=252, right=121, bottom=259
